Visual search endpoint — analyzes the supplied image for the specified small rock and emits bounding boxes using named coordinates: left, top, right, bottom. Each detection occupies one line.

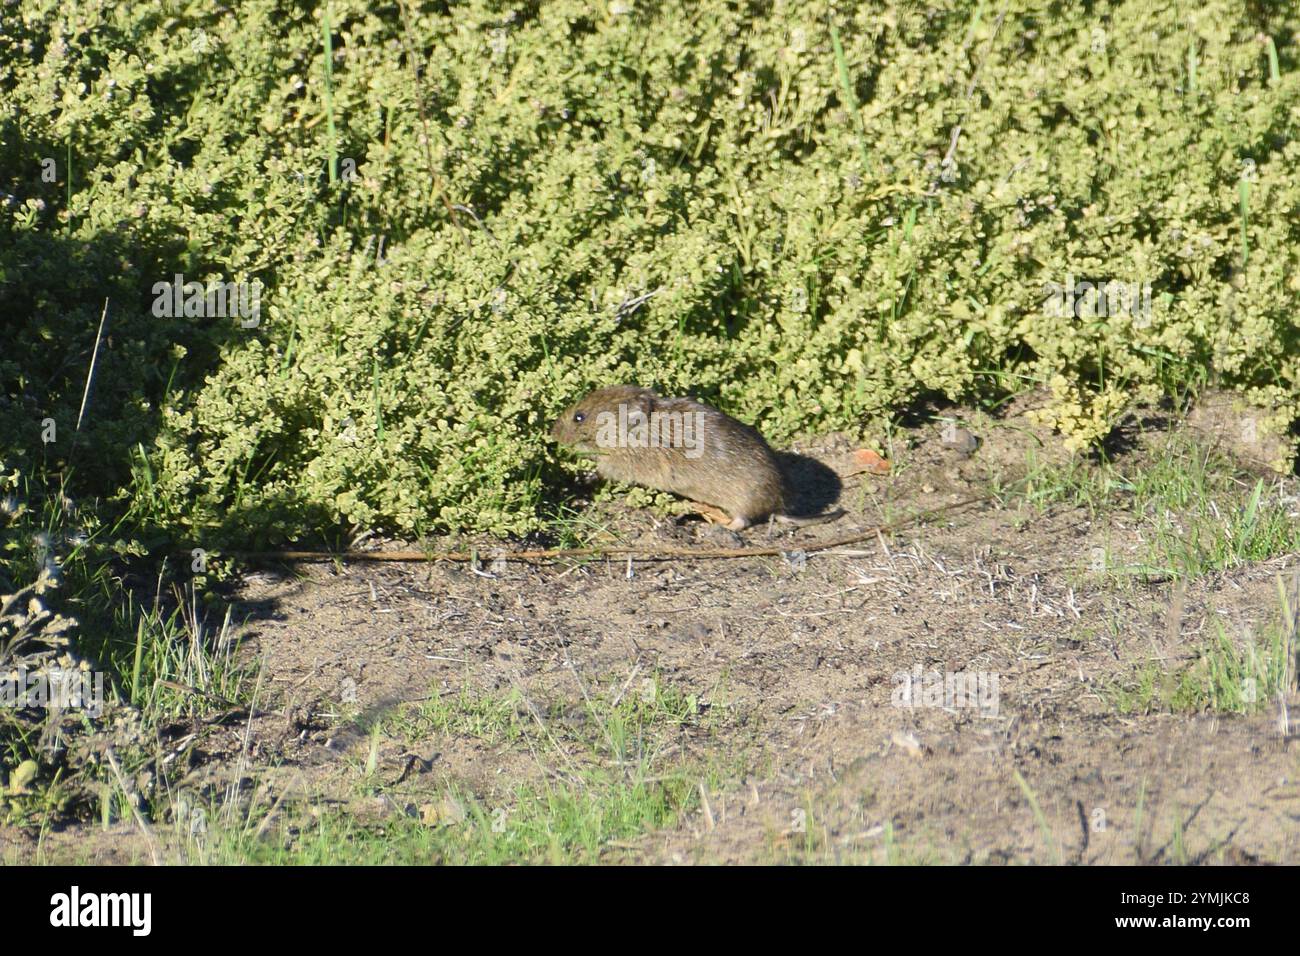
left=941, top=426, right=980, bottom=456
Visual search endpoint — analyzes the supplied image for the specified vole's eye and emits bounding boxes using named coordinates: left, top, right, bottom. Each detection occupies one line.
left=573, top=412, right=585, bottom=424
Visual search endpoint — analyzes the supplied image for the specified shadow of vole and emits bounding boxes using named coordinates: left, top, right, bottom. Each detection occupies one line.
left=775, top=452, right=843, bottom=519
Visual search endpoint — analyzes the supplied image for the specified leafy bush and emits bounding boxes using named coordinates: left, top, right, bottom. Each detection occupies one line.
left=2, top=0, right=1299, bottom=544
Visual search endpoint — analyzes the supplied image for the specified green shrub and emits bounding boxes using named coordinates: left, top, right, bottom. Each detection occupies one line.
left=2, top=0, right=1298, bottom=543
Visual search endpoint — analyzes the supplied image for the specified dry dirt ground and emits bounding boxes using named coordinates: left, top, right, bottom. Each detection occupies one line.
left=5, top=395, right=1299, bottom=864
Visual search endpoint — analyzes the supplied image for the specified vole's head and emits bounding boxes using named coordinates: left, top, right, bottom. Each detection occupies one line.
left=551, top=385, right=657, bottom=454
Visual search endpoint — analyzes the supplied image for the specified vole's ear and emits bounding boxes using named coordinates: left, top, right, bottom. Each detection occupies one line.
left=630, top=388, right=656, bottom=417
left=612, top=386, right=654, bottom=423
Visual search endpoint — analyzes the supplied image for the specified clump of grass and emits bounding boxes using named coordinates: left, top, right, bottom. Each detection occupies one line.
left=1188, top=614, right=1293, bottom=716
left=0, top=466, right=254, bottom=832
left=1110, top=577, right=1297, bottom=717
left=1010, top=447, right=1129, bottom=514
left=174, top=765, right=703, bottom=865
left=1143, top=476, right=1298, bottom=580
left=150, top=677, right=741, bottom=865
left=1007, top=431, right=1300, bottom=579
left=114, top=579, right=251, bottom=724
left=389, top=685, right=526, bottom=746
left=1108, top=660, right=1201, bottom=716
left=538, top=503, right=612, bottom=552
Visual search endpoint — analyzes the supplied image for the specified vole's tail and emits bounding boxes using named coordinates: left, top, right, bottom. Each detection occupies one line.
left=774, top=507, right=846, bottom=528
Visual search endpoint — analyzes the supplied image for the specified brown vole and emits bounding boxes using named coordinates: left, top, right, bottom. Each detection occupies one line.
left=551, top=385, right=842, bottom=531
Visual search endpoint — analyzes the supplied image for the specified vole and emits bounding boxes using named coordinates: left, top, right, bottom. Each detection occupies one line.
left=550, top=385, right=843, bottom=531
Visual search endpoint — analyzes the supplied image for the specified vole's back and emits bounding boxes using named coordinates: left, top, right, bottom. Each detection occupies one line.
left=592, top=393, right=786, bottom=525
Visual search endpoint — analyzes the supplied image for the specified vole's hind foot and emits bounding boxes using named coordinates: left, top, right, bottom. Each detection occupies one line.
left=691, top=502, right=743, bottom=530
